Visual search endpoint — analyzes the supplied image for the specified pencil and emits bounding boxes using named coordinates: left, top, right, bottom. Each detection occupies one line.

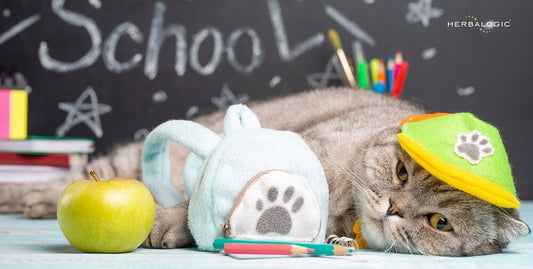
left=354, top=41, right=369, bottom=89
left=328, top=29, right=357, bottom=88
left=393, top=51, right=403, bottom=79
left=223, top=243, right=314, bottom=256
left=370, top=58, right=380, bottom=86
left=390, top=61, right=409, bottom=98
left=213, top=238, right=354, bottom=256
left=372, top=59, right=386, bottom=94
left=386, top=56, right=395, bottom=93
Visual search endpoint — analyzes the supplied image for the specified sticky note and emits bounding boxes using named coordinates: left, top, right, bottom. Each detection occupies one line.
left=0, top=89, right=28, bottom=140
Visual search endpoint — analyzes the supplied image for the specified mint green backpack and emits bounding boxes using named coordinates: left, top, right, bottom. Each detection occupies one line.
left=142, top=104, right=329, bottom=251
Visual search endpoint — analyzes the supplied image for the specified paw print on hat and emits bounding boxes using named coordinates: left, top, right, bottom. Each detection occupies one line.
left=454, top=130, right=495, bottom=164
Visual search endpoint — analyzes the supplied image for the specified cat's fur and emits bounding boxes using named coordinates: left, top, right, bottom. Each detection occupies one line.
left=0, top=88, right=529, bottom=256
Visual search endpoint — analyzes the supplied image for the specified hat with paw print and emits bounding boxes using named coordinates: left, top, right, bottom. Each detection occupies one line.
left=397, top=113, right=519, bottom=209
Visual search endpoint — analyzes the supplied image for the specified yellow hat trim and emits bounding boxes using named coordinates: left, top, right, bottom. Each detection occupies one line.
left=397, top=134, right=519, bottom=209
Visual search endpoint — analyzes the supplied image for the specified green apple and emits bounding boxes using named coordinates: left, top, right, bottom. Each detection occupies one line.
left=57, top=171, right=155, bottom=253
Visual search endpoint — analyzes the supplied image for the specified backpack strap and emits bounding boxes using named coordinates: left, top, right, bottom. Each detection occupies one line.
left=142, top=120, right=221, bottom=207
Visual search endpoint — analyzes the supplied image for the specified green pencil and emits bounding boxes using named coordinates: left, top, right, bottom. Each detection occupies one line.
left=213, top=238, right=354, bottom=256
left=353, top=41, right=369, bottom=89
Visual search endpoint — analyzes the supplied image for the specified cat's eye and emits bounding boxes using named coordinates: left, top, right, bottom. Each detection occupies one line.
left=396, top=161, right=408, bottom=183
left=427, top=213, right=453, bottom=232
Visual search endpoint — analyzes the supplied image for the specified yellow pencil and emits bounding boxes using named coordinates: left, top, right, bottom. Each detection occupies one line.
left=328, top=29, right=357, bottom=88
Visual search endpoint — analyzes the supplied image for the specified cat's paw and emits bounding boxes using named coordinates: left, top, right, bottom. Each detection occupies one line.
left=22, top=173, right=81, bottom=219
left=454, top=130, right=495, bottom=164
left=0, top=184, right=25, bottom=213
left=142, top=202, right=194, bottom=249
left=255, top=186, right=304, bottom=235
left=21, top=186, right=59, bottom=219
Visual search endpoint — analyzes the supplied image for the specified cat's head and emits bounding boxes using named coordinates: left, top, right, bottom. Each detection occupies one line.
left=350, top=127, right=530, bottom=256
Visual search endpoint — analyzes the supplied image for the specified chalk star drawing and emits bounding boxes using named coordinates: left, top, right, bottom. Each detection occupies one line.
left=406, top=0, right=443, bottom=28
left=56, top=86, right=111, bottom=138
left=211, top=83, right=249, bottom=109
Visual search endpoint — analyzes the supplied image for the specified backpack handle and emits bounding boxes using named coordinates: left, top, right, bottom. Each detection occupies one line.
left=142, top=120, right=221, bottom=207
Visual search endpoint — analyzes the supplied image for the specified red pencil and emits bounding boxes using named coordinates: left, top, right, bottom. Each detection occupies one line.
left=391, top=61, right=409, bottom=98
left=223, top=243, right=315, bottom=256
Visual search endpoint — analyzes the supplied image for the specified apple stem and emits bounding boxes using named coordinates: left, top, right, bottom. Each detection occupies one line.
left=89, top=170, right=101, bottom=182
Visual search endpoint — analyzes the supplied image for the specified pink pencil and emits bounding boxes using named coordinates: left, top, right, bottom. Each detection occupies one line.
left=391, top=61, right=409, bottom=98
left=223, top=243, right=315, bottom=256
left=393, top=51, right=403, bottom=80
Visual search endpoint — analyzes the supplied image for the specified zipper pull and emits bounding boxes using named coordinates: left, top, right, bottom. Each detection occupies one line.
left=218, top=220, right=230, bottom=238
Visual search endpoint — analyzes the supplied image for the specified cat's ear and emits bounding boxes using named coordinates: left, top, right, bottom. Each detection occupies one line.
left=497, top=210, right=530, bottom=243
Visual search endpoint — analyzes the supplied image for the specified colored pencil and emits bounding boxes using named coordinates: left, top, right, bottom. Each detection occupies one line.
left=369, top=58, right=380, bottom=86
left=213, top=238, right=354, bottom=256
left=386, top=56, right=395, bottom=93
left=390, top=61, right=409, bottom=98
left=372, top=59, right=386, bottom=94
left=328, top=29, right=357, bottom=88
left=393, top=51, right=403, bottom=80
left=353, top=41, right=369, bottom=89
left=223, top=243, right=314, bottom=256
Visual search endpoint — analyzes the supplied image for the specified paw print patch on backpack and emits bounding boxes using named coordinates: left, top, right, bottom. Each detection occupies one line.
left=222, top=170, right=321, bottom=242
left=142, top=104, right=328, bottom=251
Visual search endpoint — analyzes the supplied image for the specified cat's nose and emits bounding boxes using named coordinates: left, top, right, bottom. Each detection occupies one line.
left=387, top=199, right=403, bottom=218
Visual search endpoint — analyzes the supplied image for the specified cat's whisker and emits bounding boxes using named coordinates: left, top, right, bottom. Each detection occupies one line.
left=385, top=240, right=397, bottom=253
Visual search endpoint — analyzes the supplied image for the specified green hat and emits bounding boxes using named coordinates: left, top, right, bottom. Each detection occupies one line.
left=397, top=113, right=519, bottom=209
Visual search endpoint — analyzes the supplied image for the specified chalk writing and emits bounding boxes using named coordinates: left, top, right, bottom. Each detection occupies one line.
left=406, top=0, right=443, bottom=28
left=144, top=1, right=187, bottom=79
left=325, top=5, right=376, bottom=47
left=226, top=28, right=264, bottom=74
left=103, top=22, right=144, bottom=73
left=189, top=27, right=224, bottom=76
left=268, top=0, right=324, bottom=62
left=0, top=14, right=41, bottom=45
left=39, top=0, right=101, bottom=72
left=56, top=86, right=111, bottom=138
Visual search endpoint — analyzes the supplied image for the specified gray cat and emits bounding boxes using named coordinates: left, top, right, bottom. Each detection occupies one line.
left=0, top=88, right=529, bottom=256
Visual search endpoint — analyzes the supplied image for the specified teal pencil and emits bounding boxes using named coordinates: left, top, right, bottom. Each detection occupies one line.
left=213, top=238, right=354, bottom=255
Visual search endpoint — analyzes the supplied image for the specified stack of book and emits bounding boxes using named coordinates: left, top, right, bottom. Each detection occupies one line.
left=0, top=136, right=94, bottom=184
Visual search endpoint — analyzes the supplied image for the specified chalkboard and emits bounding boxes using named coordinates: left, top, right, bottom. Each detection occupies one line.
left=1, top=0, right=532, bottom=199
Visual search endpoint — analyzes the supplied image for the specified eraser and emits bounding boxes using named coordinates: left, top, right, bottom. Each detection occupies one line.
left=0, top=89, right=28, bottom=140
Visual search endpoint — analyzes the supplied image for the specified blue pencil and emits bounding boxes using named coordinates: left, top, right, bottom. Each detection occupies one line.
left=386, top=56, right=395, bottom=93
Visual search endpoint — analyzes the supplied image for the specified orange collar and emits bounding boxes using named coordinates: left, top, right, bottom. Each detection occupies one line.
left=352, top=218, right=367, bottom=249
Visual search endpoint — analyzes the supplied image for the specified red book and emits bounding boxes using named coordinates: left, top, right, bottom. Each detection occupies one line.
left=0, top=152, right=88, bottom=168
